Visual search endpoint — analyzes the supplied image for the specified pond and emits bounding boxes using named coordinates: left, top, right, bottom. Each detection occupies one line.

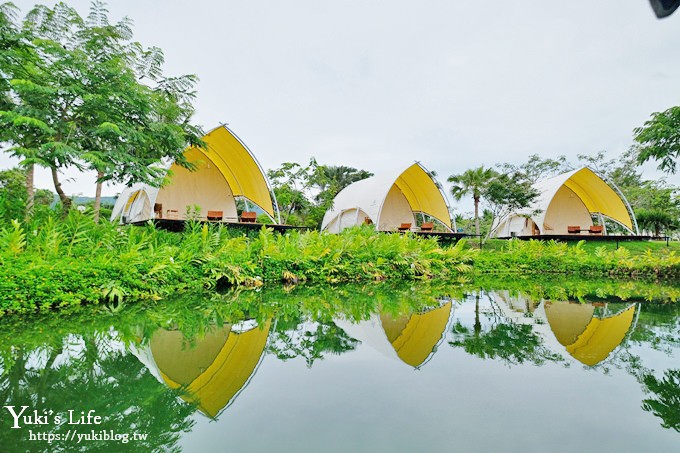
left=0, top=278, right=678, bottom=452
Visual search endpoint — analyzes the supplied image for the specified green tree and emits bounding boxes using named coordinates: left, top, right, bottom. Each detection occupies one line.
left=448, top=166, right=499, bottom=236
left=635, top=209, right=677, bottom=237
left=498, top=153, right=572, bottom=184
left=268, top=160, right=372, bottom=227
left=634, top=106, right=680, bottom=174
left=0, top=1, right=202, bottom=220
left=482, top=172, right=539, bottom=238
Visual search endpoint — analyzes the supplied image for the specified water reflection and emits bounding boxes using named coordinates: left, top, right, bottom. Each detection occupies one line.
left=337, top=301, right=453, bottom=368
left=0, top=279, right=677, bottom=451
left=489, top=292, right=638, bottom=366
left=132, top=319, right=271, bottom=419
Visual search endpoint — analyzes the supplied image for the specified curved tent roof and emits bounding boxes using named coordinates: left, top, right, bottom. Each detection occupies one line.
left=544, top=302, right=636, bottom=366
left=321, top=163, right=452, bottom=232
left=111, top=125, right=278, bottom=223
left=192, top=125, right=276, bottom=219
left=133, top=320, right=271, bottom=419
left=336, top=302, right=453, bottom=368
left=491, top=167, right=636, bottom=236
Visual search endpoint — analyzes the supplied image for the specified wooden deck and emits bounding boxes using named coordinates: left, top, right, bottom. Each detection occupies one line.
left=131, top=219, right=307, bottom=233
left=497, top=234, right=652, bottom=242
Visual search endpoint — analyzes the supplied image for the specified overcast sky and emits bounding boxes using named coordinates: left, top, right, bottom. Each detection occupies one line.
left=2, top=0, right=679, bottom=214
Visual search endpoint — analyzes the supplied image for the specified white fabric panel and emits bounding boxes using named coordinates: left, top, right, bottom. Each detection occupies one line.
left=155, top=150, right=237, bottom=221
left=542, top=185, right=592, bottom=234
left=127, top=190, right=152, bottom=223
left=110, top=186, right=133, bottom=222
left=322, top=171, right=401, bottom=231
left=379, top=185, right=415, bottom=230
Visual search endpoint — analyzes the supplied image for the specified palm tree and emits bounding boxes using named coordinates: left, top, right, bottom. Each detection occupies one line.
left=448, top=166, right=498, bottom=236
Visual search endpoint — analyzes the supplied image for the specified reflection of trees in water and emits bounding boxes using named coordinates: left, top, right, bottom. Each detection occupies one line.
left=0, top=332, right=194, bottom=452
left=641, top=369, right=680, bottom=433
left=607, top=304, right=680, bottom=434
left=268, top=318, right=359, bottom=367
left=448, top=294, right=563, bottom=366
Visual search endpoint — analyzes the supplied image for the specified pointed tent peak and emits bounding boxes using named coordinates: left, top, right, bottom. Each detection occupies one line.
left=183, top=125, right=278, bottom=221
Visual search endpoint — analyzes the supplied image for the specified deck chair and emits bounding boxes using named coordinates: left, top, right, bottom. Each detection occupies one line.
left=589, top=225, right=604, bottom=234
left=207, top=210, right=223, bottom=221
left=420, top=222, right=434, bottom=232
left=398, top=223, right=412, bottom=232
left=567, top=225, right=581, bottom=234
left=166, top=209, right=179, bottom=220
left=240, top=211, right=257, bottom=223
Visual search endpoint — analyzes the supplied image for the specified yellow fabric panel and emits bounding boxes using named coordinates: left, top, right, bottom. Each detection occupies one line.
left=150, top=325, right=232, bottom=385
left=123, top=191, right=140, bottom=212
left=184, top=127, right=275, bottom=219
left=394, top=164, right=452, bottom=228
left=381, top=315, right=410, bottom=344
left=565, top=306, right=635, bottom=366
left=158, top=320, right=271, bottom=418
left=563, top=168, right=633, bottom=230
left=387, top=302, right=452, bottom=367
left=544, top=302, right=595, bottom=346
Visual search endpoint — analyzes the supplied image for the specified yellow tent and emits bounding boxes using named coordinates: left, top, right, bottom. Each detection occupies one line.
left=145, top=320, right=271, bottom=418
left=322, top=163, right=453, bottom=233
left=491, top=167, right=638, bottom=237
left=380, top=302, right=453, bottom=367
left=111, top=125, right=279, bottom=223
left=544, top=302, right=636, bottom=366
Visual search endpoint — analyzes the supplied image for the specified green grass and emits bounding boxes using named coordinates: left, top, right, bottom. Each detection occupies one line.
left=475, top=238, right=680, bottom=255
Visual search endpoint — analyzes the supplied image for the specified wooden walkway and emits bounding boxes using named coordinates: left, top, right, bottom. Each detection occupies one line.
left=131, top=219, right=307, bottom=233
left=497, top=234, right=652, bottom=242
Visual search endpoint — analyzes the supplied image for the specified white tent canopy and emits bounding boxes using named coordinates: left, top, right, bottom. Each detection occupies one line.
left=111, top=125, right=279, bottom=224
left=490, top=167, right=638, bottom=237
left=321, top=163, right=453, bottom=233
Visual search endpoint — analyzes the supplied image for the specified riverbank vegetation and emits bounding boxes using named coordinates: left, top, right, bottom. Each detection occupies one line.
left=1, top=209, right=679, bottom=317
left=0, top=213, right=475, bottom=316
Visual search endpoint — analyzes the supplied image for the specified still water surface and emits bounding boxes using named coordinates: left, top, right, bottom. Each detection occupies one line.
left=0, top=280, right=678, bottom=452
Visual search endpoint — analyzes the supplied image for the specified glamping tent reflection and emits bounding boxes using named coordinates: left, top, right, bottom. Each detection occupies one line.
left=132, top=319, right=272, bottom=419
left=336, top=301, right=454, bottom=369
left=491, top=291, right=638, bottom=367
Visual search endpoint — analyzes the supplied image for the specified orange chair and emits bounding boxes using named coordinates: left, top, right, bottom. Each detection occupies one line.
left=589, top=225, right=604, bottom=234
left=398, top=223, right=412, bottom=232
left=240, top=211, right=257, bottom=223
left=420, top=222, right=434, bottom=232
left=567, top=225, right=581, bottom=234
left=207, top=210, right=223, bottom=221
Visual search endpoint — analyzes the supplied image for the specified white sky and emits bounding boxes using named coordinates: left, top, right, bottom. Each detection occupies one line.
left=2, top=0, right=679, bottom=214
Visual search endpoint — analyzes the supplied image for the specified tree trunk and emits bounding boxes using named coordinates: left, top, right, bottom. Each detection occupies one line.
left=474, top=195, right=480, bottom=236
left=25, top=163, right=34, bottom=219
left=474, top=294, right=481, bottom=335
left=93, top=170, right=104, bottom=223
left=51, top=166, right=71, bottom=214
